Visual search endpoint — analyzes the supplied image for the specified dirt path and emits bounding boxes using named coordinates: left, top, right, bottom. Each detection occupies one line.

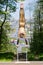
left=0, top=61, right=43, bottom=65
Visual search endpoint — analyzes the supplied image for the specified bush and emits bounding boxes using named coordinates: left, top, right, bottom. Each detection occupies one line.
left=39, top=56, right=43, bottom=61
left=27, top=52, right=43, bottom=61
left=27, top=52, right=35, bottom=61
left=38, top=54, right=43, bottom=61
left=0, top=52, right=16, bottom=61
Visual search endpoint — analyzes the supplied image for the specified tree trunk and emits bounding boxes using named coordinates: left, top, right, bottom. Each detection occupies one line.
left=0, top=1, right=8, bottom=50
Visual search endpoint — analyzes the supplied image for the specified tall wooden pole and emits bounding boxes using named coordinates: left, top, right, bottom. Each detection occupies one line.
left=17, top=3, right=28, bottom=45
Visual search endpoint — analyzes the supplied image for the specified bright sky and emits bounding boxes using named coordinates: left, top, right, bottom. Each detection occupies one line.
left=11, top=0, right=37, bottom=20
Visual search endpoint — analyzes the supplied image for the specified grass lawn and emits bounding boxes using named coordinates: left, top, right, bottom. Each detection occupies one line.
left=0, top=59, right=12, bottom=62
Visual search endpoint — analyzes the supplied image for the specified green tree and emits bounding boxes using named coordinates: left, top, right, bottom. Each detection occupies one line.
left=1, top=28, right=9, bottom=52
left=0, top=0, right=17, bottom=51
left=30, top=0, right=43, bottom=54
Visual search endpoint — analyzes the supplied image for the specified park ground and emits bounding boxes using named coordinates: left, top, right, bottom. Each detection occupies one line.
left=0, top=61, right=43, bottom=65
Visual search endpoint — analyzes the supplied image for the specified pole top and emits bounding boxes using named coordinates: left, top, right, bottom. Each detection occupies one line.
left=20, top=3, right=24, bottom=8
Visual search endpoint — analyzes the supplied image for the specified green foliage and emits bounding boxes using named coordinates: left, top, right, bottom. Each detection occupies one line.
left=27, top=52, right=43, bottom=61
left=27, top=52, right=35, bottom=61
left=0, top=0, right=17, bottom=51
left=0, top=10, right=9, bottom=14
left=29, top=0, right=43, bottom=55
left=4, top=22, right=11, bottom=32
left=0, top=28, right=9, bottom=52
left=0, top=52, right=16, bottom=61
left=0, top=27, right=17, bottom=53
left=39, top=54, right=43, bottom=61
left=0, top=0, right=17, bottom=15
